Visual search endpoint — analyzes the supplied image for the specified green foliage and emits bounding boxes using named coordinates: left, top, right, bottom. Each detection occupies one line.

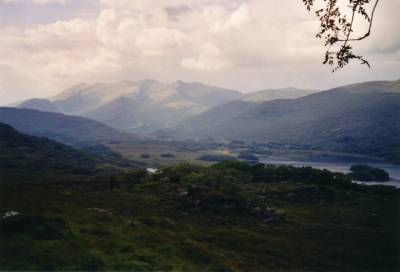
left=0, top=122, right=98, bottom=179
left=0, top=215, right=68, bottom=240
left=0, top=122, right=142, bottom=183
left=161, top=153, right=176, bottom=158
left=1, top=160, right=399, bottom=271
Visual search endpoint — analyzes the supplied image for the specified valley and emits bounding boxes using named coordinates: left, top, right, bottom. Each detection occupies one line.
left=2, top=2, right=399, bottom=270
left=1, top=78, right=399, bottom=271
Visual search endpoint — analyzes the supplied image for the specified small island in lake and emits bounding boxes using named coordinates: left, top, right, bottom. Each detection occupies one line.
left=348, top=164, right=390, bottom=182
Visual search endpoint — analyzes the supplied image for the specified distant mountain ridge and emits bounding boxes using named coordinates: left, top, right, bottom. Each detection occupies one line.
left=242, top=88, right=316, bottom=102
left=173, top=79, right=400, bottom=160
left=45, top=80, right=242, bottom=133
left=14, top=79, right=319, bottom=134
left=0, top=107, right=136, bottom=146
left=17, top=98, right=60, bottom=113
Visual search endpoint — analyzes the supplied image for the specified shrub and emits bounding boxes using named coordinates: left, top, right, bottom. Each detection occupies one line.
left=161, top=153, right=175, bottom=158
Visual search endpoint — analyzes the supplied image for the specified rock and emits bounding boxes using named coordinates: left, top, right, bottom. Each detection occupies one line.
left=2, top=211, right=20, bottom=218
left=176, top=191, right=188, bottom=200
left=263, top=208, right=286, bottom=223
left=87, top=208, right=113, bottom=215
left=251, top=207, right=262, bottom=216
left=146, top=168, right=158, bottom=174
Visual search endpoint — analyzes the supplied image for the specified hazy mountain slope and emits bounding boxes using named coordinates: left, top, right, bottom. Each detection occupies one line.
left=242, top=88, right=316, bottom=102
left=174, top=80, right=400, bottom=157
left=17, top=98, right=60, bottom=113
left=50, top=80, right=242, bottom=133
left=0, top=122, right=98, bottom=179
left=0, top=107, right=135, bottom=145
left=83, top=96, right=143, bottom=131
left=52, top=82, right=139, bottom=114
left=172, top=80, right=242, bottom=108
left=174, top=100, right=258, bottom=137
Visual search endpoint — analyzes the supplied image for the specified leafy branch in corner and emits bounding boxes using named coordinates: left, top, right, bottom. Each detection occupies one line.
left=303, top=0, right=380, bottom=71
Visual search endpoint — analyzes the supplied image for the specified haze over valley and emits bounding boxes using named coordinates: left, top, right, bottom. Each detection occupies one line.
left=5, top=79, right=399, bottom=165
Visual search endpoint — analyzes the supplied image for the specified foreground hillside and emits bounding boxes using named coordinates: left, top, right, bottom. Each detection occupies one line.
left=1, top=161, right=399, bottom=271
left=175, top=80, right=400, bottom=161
left=0, top=123, right=137, bottom=181
left=0, top=122, right=97, bottom=178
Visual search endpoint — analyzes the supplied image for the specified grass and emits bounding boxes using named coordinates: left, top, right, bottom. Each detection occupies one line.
left=1, top=164, right=399, bottom=271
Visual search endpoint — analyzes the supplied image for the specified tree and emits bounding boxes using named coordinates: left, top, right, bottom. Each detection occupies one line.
left=303, top=0, right=380, bottom=71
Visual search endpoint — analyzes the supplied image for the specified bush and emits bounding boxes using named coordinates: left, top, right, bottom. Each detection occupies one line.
left=197, top=155, right=236, bottom=162
left=161, top=153, right=175, bottom=158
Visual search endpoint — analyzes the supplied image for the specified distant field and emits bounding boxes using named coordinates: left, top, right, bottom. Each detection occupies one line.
left=105, top=141, right=237, bottom=166
left=106, top=141, right=387, bottom=167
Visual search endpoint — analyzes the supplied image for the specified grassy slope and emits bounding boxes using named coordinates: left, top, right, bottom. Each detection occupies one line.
left=1, top=166, right=399, bottom=271
left=0, top=123, right=140, bottom=182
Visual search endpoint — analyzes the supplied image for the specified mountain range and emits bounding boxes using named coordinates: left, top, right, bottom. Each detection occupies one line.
left=174, top=80, right=400, bottom=159
left=51, top=80, right=242, bottom=133
left=15, top=80, right=316, bottom=134
left=6, top=79, right=400, bottom=162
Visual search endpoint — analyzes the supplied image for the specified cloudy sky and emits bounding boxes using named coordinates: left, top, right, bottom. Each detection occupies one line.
left=0, top=0, right=399, bottom=104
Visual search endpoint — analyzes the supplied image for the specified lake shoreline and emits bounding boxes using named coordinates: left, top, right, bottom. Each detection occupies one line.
left=259, top=155, right=400, bottom=188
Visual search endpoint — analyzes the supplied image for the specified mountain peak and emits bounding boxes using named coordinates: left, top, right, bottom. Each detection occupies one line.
left=17, top=98, right=60, bottom=113
left=52, top=83, right=88, bottom=101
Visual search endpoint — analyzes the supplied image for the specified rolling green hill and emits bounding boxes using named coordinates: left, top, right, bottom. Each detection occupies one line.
left=0, top=122, right=140, bottom=182
left=0, top=122, right=99, bottom=180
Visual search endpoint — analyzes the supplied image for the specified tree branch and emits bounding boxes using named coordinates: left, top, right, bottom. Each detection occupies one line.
left=336, top=0, right=379, bottom=42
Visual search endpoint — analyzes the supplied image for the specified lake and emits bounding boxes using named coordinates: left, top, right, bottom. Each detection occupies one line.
left=259, top=156, right=400, bottom=188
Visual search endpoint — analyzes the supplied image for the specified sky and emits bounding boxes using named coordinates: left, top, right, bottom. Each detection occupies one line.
left=0, top=0, right=399, bottom=104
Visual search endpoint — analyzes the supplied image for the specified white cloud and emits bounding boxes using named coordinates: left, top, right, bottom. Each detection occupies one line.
left=0, top=0, right=399, bottom=104
left=0, top=0, right=68, bottom=4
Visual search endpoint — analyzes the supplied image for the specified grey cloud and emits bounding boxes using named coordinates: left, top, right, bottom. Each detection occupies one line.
left=164, top=5, right=192, bottom=21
